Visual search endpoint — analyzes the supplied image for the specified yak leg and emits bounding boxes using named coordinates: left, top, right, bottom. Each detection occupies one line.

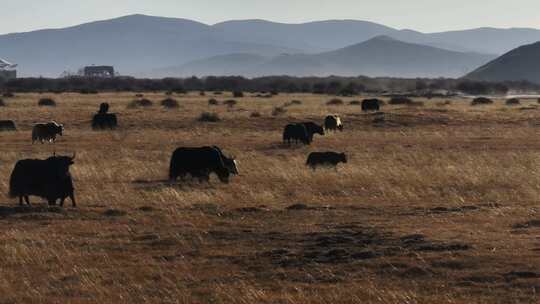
left=24, top=196, right=31, bottom=205
left=198, top=175, right=210, bottom=183
left=69, top=193, right=76, bottom=207
left=18, top=196, right=24, bottom=206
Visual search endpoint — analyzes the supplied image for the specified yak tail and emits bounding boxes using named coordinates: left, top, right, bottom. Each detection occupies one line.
left=168, top=157, right=177, bottom=181
left=8, top=172, right=17, bottom=198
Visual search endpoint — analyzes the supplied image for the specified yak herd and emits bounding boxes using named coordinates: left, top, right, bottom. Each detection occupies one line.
left=1, top=97, right=372, bottom=207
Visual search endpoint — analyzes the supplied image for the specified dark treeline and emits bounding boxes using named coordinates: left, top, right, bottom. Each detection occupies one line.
left=1, top=76, right=539, bottom=95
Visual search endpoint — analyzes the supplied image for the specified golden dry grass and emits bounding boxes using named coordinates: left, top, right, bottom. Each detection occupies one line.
left=0, top=92, right=538, bottom=303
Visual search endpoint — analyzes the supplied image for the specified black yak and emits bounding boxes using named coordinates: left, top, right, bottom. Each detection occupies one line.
left=362, top=99, right=381, bottom=112
left=283, top=123, right=311, bottom=145
left=0, top=120, right=16, bottom=131
left=324, top=115, right=343, bottom=132
left=9, top=154, right=76, bottom=206
left=32, top=121, right=63, bottom=144
left=169, top=147, right=232, bottom=183
left=306, top=152, right=347, bottom=170
left=301, top=122, right=325, bottom=141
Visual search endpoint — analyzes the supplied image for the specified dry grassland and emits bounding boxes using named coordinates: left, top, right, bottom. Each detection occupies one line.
left=0, top=92, right=538, bottom=303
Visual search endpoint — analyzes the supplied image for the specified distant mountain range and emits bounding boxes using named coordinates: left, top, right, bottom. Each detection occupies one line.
left=158, top=36, right=495, bottom=78
left=1, top=14, right=540, bottom=78
left=466, top=41, right=540, bottom=84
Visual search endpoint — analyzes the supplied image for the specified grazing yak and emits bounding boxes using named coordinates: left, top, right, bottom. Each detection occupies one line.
left=92, top=113, right=118, bottom=129
left=169, top=146, right=235, bottom=183
left=32, top=121, right=64, bottom=144
left=9, top=154, right=76, bottom=206
left=283, top=123, right=311, bottom=145
left=92, top=102, right=118, bottom=129
left=301, top=122, right=325, bottom=141
left=0, top=120, right=16, bottom=131
left=306, top=152, right=347, bottom=170
left=362, top=99, right=381, bottom=112
left=324, top=115, right=343, bottom=132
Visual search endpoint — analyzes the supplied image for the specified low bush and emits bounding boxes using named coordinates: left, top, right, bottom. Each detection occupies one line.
left=272, top=106, right=287, bottom=116
left=128, top=98, right=153, bottom=108
left=506, top=98, right=520, bottom=106
left=38, top=98, right=56, bottom=107
left=0, top=99, right=5, bottom=106
left=389, top=96, right=413, bottom=105
left=80, top=88, right=98, bottom=94
left=224, top=99, right=237, bottom=107
left=436, top=100, right=452, bottom=106
left=208, top=98, right=219, bottom=106
left=471, top=97, right=494, bottom=106
left=283, top=100, right=302, bottom=107
left=233, top=91, right=244, bottom=98
left=326, top=98, right=344, bottom=105
left=161, top=98, right=179, bottom=108
left=198, top=112, right=221, bottom=122
left=2, top=92, right=14, bottom=98
left=250, top=111, right=262, bottom=118
left=407, top=101, right=425, bottom=107
left=349, top=100, right=361, bottom=105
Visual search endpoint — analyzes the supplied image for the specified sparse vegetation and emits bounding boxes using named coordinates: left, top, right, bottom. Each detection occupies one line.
left=250, top=111, right=262, bottom=118
left=208, top=98, right=219, bottom=106
left=38, top=97, right=56, bottom=106
left=0, top=99, right=5, bottom=107
left=198, top=111, right=221, bottom=122
left=0, top=92, right=538, bottom=303
left=349, top=100, right=361, bottom=105
left=2, top=92, right=14, bottom=98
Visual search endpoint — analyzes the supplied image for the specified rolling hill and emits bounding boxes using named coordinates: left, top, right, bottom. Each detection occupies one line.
left=162, top=36, right=496, bottom=78
left=465, top=41, right=540, bottom=83
left=0, top=14, right=298, bottom=77
left=1, top=14, right=538, bottom=77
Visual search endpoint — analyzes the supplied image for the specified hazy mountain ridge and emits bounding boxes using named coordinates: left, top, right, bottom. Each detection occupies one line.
left=0, top=14, right=538, bottom=77
left=162, top=36, right=495, bottom=78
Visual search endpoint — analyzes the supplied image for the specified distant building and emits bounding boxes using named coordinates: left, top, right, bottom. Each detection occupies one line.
left=0, top=58, right=17, bottom=80
left=83, top=65, right=115, bottom=78
left=0, top=70, right=16, bottom=80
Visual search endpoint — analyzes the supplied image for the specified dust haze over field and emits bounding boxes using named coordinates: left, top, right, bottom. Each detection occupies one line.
left=0, top=92, right=538, bottom=303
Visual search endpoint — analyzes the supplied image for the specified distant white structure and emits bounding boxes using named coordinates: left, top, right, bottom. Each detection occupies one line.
left=0, top=58, right=17, bottom=80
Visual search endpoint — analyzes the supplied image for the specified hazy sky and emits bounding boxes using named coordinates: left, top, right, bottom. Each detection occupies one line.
left=1, top=0, right=539, bottom=34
